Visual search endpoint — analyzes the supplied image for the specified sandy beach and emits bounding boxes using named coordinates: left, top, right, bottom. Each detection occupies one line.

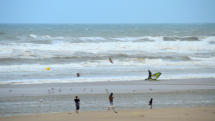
left=0, top=78, right=215, bottom=116
left=1, top=107, right=215, bottom=121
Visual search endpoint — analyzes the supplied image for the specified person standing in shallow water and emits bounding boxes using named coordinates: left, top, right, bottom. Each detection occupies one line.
left=74, top=96, right=80, bottom=113
left=149, top=98, right=153, bottom=109
left=109, top=57, right=113, bottom=64
left=76, top=73, right=80, bottom=77
left=108, top=92, right=117, bottom=113
left=148, top=70, right=152, bottom=80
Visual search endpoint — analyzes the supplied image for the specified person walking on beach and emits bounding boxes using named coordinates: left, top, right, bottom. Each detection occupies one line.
left=108, top=92, right=117, bottom=113
left=149, top=98, right=153, bottom=109
left=74, top=96, right=80, bottom=113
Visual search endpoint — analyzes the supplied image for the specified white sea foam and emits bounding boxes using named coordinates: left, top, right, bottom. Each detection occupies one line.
left=0, top=76, right=144, bottom=84
left=79, top=37, right=106, bottom=41
left=112, top=36, right=163, bottom=42
left=16, top=34, right=215, bottom=43
left=1, top=40, right=214, bottom=58
left=0, top=40, right=214, bottom=78
left=202, top=36, right=215, bottom=41
left=0, top=57, right=215, bottom=74
left=29, top=34, right=65, bottom=40
left=1, top=72, right=215, bottom=85
left=29, top=34, right=38, bottom=39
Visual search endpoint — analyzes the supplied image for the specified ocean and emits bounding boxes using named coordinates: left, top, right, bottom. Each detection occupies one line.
left=0, top=24, right=215, bottom=84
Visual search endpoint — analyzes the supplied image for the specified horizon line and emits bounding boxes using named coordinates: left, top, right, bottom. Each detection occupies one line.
left=0, top=22, right=215, bottom=25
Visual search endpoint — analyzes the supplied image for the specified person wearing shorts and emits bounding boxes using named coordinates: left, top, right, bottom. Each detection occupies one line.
left=108, top=93, right=117, bottom=113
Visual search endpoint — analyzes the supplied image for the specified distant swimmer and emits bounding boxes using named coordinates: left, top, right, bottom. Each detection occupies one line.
left=76, top=73, right=80, bottom=77
left=74, top=96, right=80, bottom=114
left=107, top=92, right=117, bottom=113
left=109, top=57, right=113, bottom=64
left=149, top=98, right=153, bottom=109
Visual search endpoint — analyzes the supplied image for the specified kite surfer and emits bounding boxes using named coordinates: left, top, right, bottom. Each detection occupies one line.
left=147, top=70, right=152, bottom=80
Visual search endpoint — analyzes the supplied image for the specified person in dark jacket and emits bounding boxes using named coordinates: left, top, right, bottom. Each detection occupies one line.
left=147, top=70, right=152, bottom=80
left=74, top=96, right=80, bottom=113
left=149, top=98, right=153, bottom=109
left=107, top=92, right=117, bottom=113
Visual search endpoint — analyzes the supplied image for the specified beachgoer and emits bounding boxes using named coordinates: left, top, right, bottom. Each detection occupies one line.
left=147, top=70, right=152, bottom=80
left=74, top=96, right=80, bottom=113
left=108, top=92, right=117, bottom=113
left=149, top=98, right=153, bottom=109
left=76, top=73, right=80, bottom=77
left=109, top=57, right=113, bottom=64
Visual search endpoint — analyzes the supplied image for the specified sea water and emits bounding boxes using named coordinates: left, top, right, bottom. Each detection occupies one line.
left=0, top=24, right=215, bottom=84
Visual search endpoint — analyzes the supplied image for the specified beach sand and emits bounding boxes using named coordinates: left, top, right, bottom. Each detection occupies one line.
left=0, top=78, right=215, bottom=116
left=0, top=107, right=215, bottom=121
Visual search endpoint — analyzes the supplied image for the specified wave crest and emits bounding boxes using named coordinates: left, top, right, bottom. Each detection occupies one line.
left=163, top=36, right=200, bottom=41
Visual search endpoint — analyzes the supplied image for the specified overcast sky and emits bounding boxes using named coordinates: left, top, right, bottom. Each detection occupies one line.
left=0, top=0, right=215, bottom=23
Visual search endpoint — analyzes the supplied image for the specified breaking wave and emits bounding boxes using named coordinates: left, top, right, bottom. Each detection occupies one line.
left=1, top=24, right=215, bottom=84
left=163, top=36, right=200, bottom=41
left=2, top=33, right=214, bottom=44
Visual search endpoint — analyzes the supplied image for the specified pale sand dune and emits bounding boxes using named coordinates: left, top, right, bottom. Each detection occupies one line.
left=1, top=107, right=215, bottom=121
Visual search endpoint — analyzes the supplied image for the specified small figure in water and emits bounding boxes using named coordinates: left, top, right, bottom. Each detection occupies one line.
left=149, top=98, right=153, bottom=109
left=147, top=70, right=152, bottom=80
left=76, top=73, right=80, bottom=77
left=108, top=92, right=117, bottom=113
left=109, top=57, right=113, bottom=64
left=74, top=96, right=80, bottom=113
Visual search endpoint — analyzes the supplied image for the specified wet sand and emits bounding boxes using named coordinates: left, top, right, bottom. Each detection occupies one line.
left=0, top=78, right=215, bottom=116
left=1, top=78, right=215, bottom=97
left=0, top=107, right=215, bottom=121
